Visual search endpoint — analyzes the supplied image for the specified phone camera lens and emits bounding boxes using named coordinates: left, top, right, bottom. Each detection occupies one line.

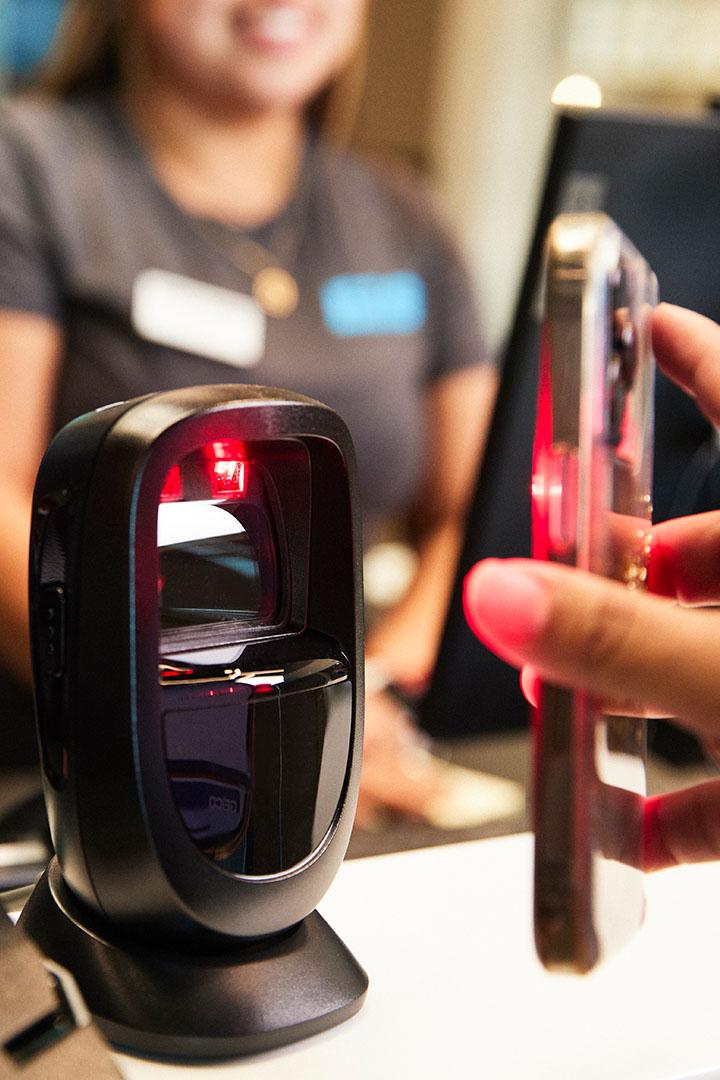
left=615, top=319, right=637, bottom=388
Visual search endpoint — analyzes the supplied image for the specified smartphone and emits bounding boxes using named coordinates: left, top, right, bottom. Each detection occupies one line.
left=532, top=212, right=657, bottom=973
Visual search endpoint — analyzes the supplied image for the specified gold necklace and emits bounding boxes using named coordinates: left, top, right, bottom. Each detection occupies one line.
left=222, top=138, right=317, bottom=320
left=230, top=236, right=300, bottom=320
left=115, top=95, right=306, bottom=318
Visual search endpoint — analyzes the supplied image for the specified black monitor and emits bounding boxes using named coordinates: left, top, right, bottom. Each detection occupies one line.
left=421, top=108, right=720, bottom=739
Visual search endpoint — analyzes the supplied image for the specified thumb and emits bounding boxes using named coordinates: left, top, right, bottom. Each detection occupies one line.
left=464, top=558, right=720, bottom=743
left=644, top=783, right=720, bottom=870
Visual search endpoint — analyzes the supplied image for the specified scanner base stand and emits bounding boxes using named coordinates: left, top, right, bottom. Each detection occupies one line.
left=19, top=859, right=368, bottom=1061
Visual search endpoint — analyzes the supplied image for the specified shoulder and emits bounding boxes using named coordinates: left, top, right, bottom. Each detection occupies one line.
left=0, top=94, right=135, bottom=246
left=0, top=94, right=118, bottom=171
left=1, top=94, right=78, bottom=141
left=313, top=142, right=472, bottom=289
left=318, top=141, right=453, bottom=243
left=313, top=142, right=488, bottom=374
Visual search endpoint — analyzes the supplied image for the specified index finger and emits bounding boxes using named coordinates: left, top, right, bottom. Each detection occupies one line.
left=653, top=303, right=720, bottom=426
left=644, top=783, right=720, bottom=871
left=649, top=510, right=720, bottom=605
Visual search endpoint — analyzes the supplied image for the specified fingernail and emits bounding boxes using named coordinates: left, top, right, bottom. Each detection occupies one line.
left=642, top=794, right=673, bottom=872
left=520, top=665, right=539, bottom=707
left=463, top=560, right=552, bottom=653
left=646, top=531, right=675, bottom=598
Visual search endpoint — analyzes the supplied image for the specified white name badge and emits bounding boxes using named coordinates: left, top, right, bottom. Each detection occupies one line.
left=132, top=269, right=266, bottom=368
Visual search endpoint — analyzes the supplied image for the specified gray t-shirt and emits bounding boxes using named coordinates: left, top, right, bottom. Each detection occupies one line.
left=0, top=94, right=488, bottom=528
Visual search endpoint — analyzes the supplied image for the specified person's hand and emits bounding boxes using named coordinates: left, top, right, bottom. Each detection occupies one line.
left=463, top=303, right=720, bottom=872
left=354, top=688, right=448, bottom=829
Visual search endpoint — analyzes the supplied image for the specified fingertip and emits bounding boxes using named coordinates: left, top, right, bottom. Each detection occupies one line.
left=642, top=794, right=674, bottom=872
left=643, top=782, right=720, bottom=870
left=646, top=529, right=676, bottom=598
left=652, top=301, right=684, bottom=324
left=520, top=665, right=539, bottom=708
left=462, top=558, right=500, bottom=622
left=652, top=301, right=713, bottom=337
left=652, top=304, right=720, bottom=387
left=462, top=560, right=552, bottom=658
left=462, top=559, right=502, bottom=640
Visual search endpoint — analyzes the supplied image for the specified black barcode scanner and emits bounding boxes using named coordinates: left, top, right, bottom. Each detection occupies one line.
left=19, top=386, right=367, bottom=1059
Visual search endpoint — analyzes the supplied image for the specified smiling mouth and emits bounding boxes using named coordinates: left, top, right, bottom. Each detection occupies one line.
left=234, top=4, right=312, bottom=50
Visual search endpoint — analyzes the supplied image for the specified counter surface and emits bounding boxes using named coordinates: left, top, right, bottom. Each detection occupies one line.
left=115, top=833, right=720, bottom=1080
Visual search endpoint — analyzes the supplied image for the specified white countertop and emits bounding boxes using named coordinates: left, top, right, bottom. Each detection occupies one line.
left=116, top=833, right=720, bottom=1080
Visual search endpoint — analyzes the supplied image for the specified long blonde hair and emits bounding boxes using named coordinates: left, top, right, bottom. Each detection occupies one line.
left=36, top=0, right=366, bottom=143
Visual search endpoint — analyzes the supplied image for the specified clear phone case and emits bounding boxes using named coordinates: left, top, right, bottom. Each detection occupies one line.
left=532, top=213, right=657, bottom=972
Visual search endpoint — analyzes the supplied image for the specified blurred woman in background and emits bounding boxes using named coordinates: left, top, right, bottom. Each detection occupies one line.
left=0, top=0, right=497, bottom=821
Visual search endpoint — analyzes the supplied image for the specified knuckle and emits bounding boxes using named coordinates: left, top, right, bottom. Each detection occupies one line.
left=695, top=802, right=720, bottom=862
left=575, top=588, right=630, bottom=670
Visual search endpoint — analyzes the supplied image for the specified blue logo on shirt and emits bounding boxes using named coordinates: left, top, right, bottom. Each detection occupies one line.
left=320, top=270, right=427, bottom=337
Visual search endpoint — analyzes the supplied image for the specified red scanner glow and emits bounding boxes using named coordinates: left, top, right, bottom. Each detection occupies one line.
left=160, top=464, right=183, bottom=503
left=160, top=441, right=248, bottom=502
left=203, top=440, right=247, bottom=498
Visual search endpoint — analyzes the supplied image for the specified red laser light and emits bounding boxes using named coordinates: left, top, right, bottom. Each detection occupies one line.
left=160, top=463, right=183, bottom=502
left=202, top=440, right=247, bottom=498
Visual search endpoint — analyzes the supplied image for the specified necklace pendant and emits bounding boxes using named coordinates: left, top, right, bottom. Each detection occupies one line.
left=252, top=267, right=299, bottom=319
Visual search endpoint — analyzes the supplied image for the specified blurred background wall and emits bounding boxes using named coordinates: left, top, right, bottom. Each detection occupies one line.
left=2, top=0, right=720, bottom=356
left=356, top=0, right=720, bottom=356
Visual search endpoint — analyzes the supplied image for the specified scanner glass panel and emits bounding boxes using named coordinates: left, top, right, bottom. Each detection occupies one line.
left=157, top=443, right=279, bottom=634
left=162, top=661, right=352, bottom=876
left=158, top=501, right=267, bottom=628
left=156, top=438, right=352, bottom=876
